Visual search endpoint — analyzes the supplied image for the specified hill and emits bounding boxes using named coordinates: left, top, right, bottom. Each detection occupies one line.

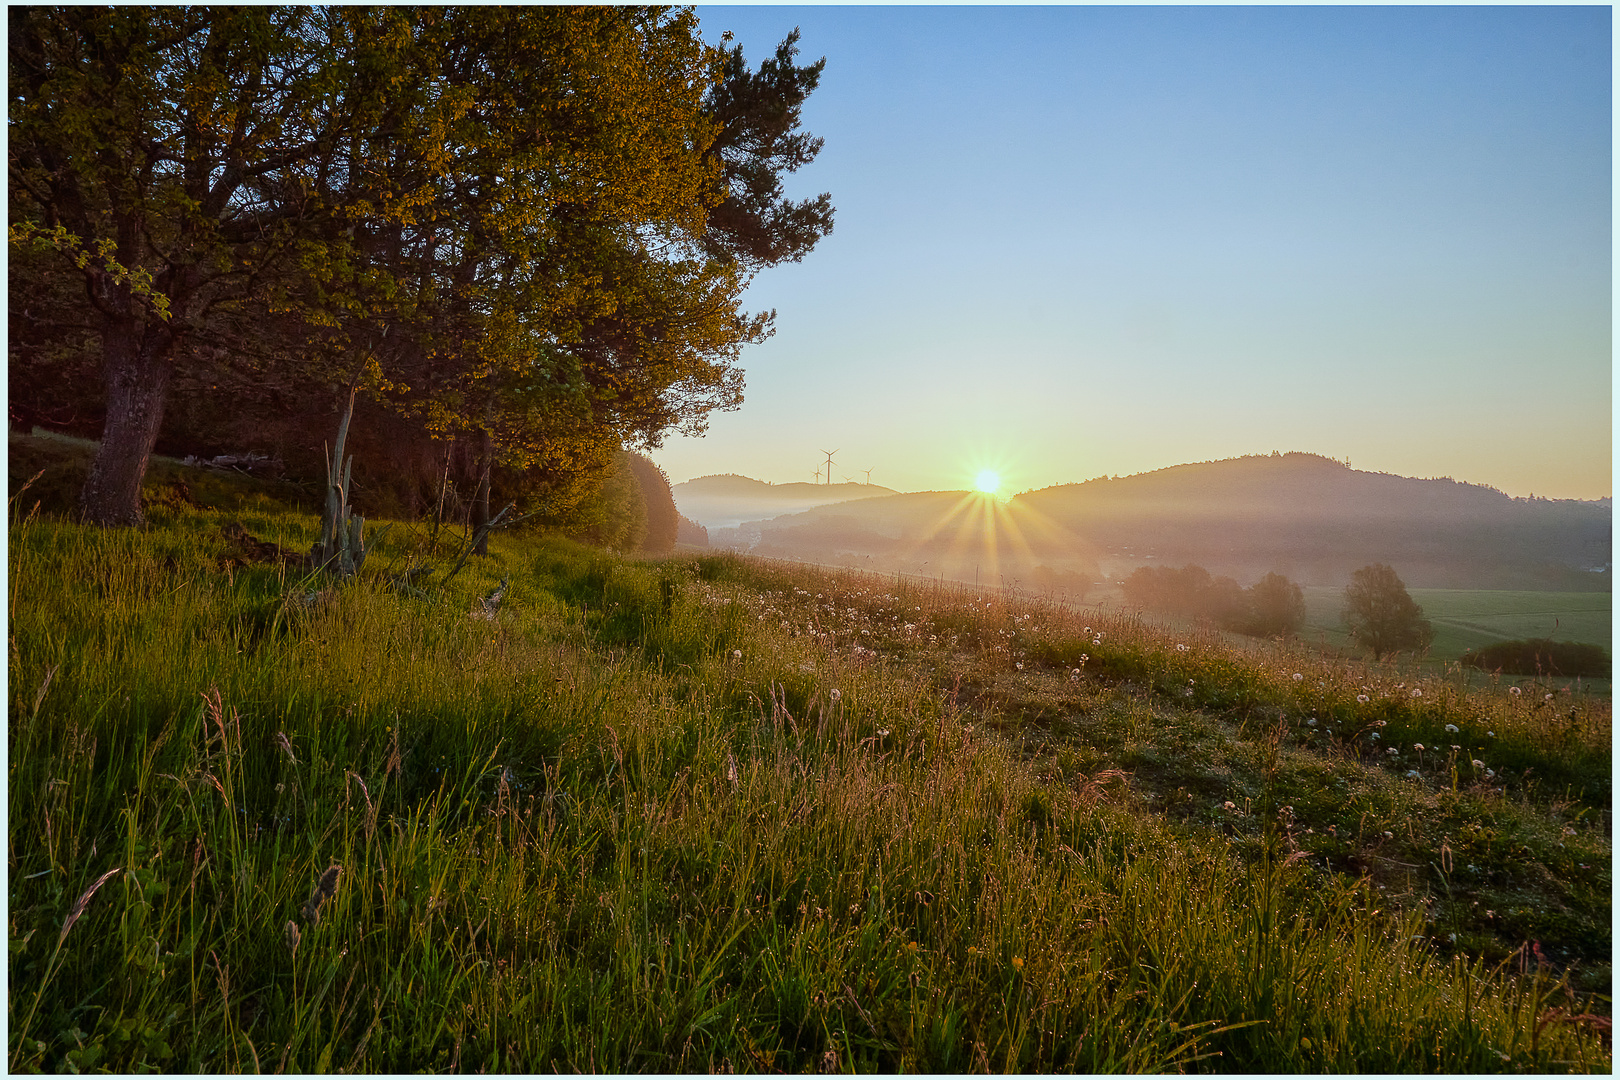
left=706, top=454, right=1611, bottom=592
left=671, top=473, right=897, bottom=530
left=1017, top=453, right=1610, bottom=590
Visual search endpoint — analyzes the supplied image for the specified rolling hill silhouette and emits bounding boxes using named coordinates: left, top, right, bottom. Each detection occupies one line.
left=671, top=474, right=897, bottom=530
left=696, top=454, right=1610, bottom=591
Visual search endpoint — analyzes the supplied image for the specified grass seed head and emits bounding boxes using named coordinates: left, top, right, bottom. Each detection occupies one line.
left=61, top=867, right=121, bottom=946
left=302, top=864, right=343, bottom=924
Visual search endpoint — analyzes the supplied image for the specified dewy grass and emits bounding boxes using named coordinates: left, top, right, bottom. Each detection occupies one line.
left=7, top=499, right=1611, bottom=1072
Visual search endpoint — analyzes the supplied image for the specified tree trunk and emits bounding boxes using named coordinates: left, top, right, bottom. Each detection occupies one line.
left=79, top=319, right=174, bottom=526
left=471, top=429, right=493, bottom=556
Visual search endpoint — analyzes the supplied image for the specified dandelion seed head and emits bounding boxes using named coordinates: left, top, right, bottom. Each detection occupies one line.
left=1445, top=724, right=1459, bottom=733
left=1357, top=694, right=1370, bottom=703
left=829, top=688, right=841, bottom=702
left=1292, top=672, right=1304, bottom=681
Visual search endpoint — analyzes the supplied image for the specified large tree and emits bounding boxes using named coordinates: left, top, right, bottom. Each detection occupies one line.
left=11, top=8, right=835, bottom=531
left=1343, top=563, right=1433, bottom=660
left=9, top=7, right=363, bottom=524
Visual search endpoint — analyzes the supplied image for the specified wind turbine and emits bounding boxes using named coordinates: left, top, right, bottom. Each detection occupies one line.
left=819, top=449, right=839, bottom=486
left=862, top=467, right=874, bottom=485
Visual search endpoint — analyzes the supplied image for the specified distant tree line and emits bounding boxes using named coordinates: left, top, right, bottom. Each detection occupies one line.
left=1121, top=564, right=1306, bottom=638
left=1123, top=560, right=1440, bottom=660
left=9, top=7, right=833, bottom=535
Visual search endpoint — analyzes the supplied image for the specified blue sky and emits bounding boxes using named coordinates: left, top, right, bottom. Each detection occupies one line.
left=650, top=5, right=1611, bottom=500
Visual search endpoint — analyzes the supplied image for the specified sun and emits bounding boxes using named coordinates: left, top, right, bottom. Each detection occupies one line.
left=974, top=469, right=1001, bottom=495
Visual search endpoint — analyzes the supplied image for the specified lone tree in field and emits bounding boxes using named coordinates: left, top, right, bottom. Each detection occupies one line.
left=1343, top=563, right=1433, bottom=660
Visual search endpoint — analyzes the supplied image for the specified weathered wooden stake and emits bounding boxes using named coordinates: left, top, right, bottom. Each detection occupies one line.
left=309, top=389, right=369, bottom=578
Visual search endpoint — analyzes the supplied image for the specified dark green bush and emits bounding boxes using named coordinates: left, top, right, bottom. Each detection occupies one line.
left=1462, top=637, right=1609, bottom=678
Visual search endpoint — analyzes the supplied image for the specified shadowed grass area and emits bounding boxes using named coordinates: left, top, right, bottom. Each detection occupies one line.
left=8, top=487, right=1611, bottom=1072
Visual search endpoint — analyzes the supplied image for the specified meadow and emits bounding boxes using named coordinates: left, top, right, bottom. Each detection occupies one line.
left=1299, top=587, right=1611, bottom=680
left=7, top=476, right=1612, bottom=1072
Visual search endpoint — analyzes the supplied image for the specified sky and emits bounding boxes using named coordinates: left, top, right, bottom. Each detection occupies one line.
left=647, top=5, right=1612, bottom=502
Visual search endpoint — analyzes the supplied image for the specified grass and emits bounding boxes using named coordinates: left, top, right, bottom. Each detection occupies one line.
left=1300, top=586, right=1611, bottom=663
left=7, top=466, right=1612, bottom=1072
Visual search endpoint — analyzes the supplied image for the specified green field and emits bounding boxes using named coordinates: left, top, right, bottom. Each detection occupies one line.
left=1301, top=587, right=1611, bottom=661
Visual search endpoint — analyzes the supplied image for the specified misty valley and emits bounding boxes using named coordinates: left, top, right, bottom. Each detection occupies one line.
left=676, top=452, right=1610, bottom=673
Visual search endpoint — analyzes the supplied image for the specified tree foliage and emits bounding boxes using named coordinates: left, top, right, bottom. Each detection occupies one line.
left=1461, top=638, right=1609, bottom=679
left=625, top=452, right=680, bottom=556
left=1343, top=563, right=1433, bottom=660
left=1122, top=564, right=1306, bottom=638
left=1121, top=564, right=1247, bottom=629
left=10, top=7, right=834, bottom=534
left=10, top=7, right=357, bottom=523
left=1245, top=571, right=1307, bottom=638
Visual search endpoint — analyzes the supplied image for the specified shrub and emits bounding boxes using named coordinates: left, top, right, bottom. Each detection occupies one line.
left=1462, top=638, right=1610, bottom=678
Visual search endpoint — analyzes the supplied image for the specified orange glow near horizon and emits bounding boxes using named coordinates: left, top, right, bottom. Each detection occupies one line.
left=898, top=486, right=1087, bottom=589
